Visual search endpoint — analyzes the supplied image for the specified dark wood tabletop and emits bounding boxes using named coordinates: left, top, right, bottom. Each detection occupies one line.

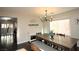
left=36, top=34, right=78, bottom=49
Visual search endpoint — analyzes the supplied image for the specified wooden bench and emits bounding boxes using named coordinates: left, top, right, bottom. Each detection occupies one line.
left=25, top=42, right=41, bottom=51
left=31, top=43, right=41, bottom=51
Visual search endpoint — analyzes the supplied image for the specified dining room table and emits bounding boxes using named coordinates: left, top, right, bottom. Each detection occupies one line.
left=36, top=34, right=79, bottom=51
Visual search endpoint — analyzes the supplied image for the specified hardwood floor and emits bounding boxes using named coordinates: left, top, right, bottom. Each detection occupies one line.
left=17, top=42, right=29, bottom=51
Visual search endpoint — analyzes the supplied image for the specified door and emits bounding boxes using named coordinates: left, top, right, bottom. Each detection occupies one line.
left=0, top=16, right=17, bottom=51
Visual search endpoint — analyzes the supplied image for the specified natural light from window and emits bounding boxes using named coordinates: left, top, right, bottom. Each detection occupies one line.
left=50, top=19, right=71, bottom=36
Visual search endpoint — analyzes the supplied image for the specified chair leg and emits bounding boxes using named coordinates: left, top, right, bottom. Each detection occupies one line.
left=57, top=47, right=62, bottom=51
left=44, top=41, right=47, bottom=44
left=53, top=45, right=58, bottom=50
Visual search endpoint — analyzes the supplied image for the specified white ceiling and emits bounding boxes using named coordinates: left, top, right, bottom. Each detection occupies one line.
left=0, top=7, right=78, bottom=17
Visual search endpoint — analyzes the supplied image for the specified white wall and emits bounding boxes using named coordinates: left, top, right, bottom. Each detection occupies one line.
left=50, top=8, right=79, bottom=39
left=0, top=8, right=42, bottom=44
left=43, top=21, right=50, bottom=34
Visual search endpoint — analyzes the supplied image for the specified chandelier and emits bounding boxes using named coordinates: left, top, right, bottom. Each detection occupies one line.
left=40, top=10, right=53, bottom=22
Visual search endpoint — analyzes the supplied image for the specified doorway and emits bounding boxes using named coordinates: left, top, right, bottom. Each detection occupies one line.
left=0, top=16, right=17, bottom=51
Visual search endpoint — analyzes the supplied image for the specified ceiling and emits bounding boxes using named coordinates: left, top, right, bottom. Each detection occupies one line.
left=0, top=7, right=78, bottom=17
